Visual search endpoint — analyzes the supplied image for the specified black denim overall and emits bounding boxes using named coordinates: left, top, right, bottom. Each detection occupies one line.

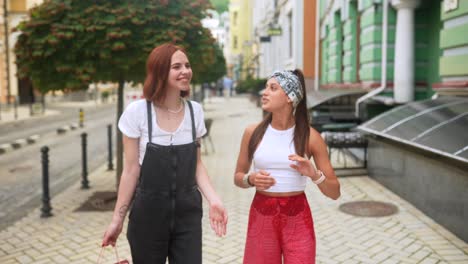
left=127, top=101, right=202, bottom=264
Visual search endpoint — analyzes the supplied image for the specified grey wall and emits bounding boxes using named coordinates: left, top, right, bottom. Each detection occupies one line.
left=367, top=138, right=468, bottom=242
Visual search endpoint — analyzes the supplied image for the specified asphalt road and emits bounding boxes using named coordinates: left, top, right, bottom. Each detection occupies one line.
left=0, top=103, right=117, bottom=231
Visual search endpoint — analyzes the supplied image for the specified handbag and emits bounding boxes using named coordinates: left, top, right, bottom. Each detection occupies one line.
left=97, top=246, right=129, bottom=264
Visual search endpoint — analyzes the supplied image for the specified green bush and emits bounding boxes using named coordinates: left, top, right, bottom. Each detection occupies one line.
left=236, top=77, right=267, bottom=95
left=101, top=91, right=110, bottom=102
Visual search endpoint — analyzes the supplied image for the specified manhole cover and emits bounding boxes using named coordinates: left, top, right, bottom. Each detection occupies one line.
left=339, top=201, right=398, bottom=217
left=75, top=191, right=117, bottom=212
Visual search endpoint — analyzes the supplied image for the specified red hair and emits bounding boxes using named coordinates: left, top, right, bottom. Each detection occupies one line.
left=143, top=43, right=190, bottom=102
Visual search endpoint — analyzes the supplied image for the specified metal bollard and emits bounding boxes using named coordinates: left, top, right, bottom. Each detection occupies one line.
left=41, top=146, right=53, bottom=217
left=81, top=133, right=90, bottom=189
left=79, top=108, right=84, bottom=128
left=107, top=124, right=114, bottom=170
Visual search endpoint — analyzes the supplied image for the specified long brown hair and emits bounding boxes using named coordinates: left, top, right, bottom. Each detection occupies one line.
left=248, top=69, right=310, bottom=161
left=143, top=43, right=190, bottom=103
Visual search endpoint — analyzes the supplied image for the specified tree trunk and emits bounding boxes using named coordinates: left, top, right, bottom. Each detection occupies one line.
left=41, top=93, right=46, bottom=114
left=3, top=0, right=11, bottom=106
left=116, top=79, right=124, bottom=190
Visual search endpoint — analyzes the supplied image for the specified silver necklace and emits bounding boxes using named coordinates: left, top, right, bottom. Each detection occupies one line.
left=157, top=99, right=184, bottom=114
left=166, top=102, right=184, bottom=114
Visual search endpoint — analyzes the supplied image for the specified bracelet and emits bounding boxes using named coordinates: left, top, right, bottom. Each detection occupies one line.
left=247, top=173, right=254, bottom=186
left=312, top=170, right=326, bottom=185
left=242, top=173, right=254, bottom=187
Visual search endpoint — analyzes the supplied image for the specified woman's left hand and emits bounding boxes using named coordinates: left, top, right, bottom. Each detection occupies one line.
left=288, top=154, right=318, bottom=180
left=209, top=200, right=228, bottom=237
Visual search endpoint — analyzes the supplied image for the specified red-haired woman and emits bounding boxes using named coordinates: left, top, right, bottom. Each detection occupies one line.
left=234, top=69, right=340, bottom=263
left=102, top=43, right=227, bottom=263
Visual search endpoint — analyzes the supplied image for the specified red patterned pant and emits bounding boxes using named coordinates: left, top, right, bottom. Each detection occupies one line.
left=243, top=192, right=316, bottom=264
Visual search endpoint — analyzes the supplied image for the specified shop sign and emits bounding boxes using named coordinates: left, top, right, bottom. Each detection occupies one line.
left=267, top=26, right=282, bottom=36
left=260, top=36, right=271, bottom=42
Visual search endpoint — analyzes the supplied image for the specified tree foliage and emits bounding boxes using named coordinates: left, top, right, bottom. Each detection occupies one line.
left=14, top=0, right=223, bottom=93
left=209, top=0, right=229, bottom=13
left=236, top=77, right=267, bottom=94
left=196, top=44, right=226, bottom=83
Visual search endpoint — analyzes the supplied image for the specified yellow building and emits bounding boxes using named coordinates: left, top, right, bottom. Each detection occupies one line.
left=228, top=0, right=253, bottom=81
left=0, top=0, right=43, bottom=104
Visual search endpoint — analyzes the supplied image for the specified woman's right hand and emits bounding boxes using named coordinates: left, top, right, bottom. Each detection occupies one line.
left=102, top=220, right=123, bottom=247
left=250, top=170, right=276, bottom=191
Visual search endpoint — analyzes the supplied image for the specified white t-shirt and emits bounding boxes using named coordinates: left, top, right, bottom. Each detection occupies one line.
left=118, top=99, right=207, bottom=164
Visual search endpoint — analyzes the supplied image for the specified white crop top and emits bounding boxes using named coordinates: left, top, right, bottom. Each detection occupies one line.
left=118, top=99, right=207, bottom=165
left=253, top=124, right=307, bottom=192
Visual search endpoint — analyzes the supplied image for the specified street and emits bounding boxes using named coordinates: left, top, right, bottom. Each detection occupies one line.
left=0, top=102, right=113, bottom=145
left=0, top=103, right=116, bottom=231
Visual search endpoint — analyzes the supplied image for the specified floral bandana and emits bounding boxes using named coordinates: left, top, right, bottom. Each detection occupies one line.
left=268, top=70, right=303, bottom=108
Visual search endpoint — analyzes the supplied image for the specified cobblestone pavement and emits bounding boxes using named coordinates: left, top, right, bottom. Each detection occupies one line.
left=0, top=96, right=467, bottom=263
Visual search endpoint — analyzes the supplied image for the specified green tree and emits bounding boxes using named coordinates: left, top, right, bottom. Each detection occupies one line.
left=15, top=0, right=220, bottom=184
left=209, top=0, right=229, bottom=13
left=196, top=44, right=226, bottom=84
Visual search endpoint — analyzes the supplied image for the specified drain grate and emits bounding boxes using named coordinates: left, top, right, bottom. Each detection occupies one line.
left=339, top=201, right=398, bottom=217
left=75, top=191, right=117, bottom=212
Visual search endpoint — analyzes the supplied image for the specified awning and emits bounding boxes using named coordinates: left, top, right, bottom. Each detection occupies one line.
left=357, top=96, right=468, bottom=164
left=306, top=88, right=366, bottom=109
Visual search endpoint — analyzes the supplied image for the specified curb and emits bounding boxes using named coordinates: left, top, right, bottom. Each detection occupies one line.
left=27, top=134, right=40, bottom=144
left=57, top=123, right=80, bottom=134
left=0, top=143, right=13, bottom=154
left=70, top=123, right=78, bottom=130
left=57, top=125, right=70, bottom=134
left=0, top=121, right=80, bottom=155
left=11, top=139, right=27, bottom=149
left=0, top=134, right=41, bottom=155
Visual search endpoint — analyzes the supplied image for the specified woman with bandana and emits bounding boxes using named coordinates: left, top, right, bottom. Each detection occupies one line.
left=234, top=69, right=341, bottom=263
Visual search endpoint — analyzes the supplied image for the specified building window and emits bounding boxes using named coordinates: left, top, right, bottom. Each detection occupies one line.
left=233, top=36, right=238, bottom=49
left=233, top=12, right=238, bottom=26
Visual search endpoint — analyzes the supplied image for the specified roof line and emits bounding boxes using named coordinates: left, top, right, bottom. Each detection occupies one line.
left=410, top=112, right=468, bottom=142
left=381, top=100, right=467, bottom=133
left=358, top=126, right=468, bottom=164
left=454, top=145, right=468, bottom=156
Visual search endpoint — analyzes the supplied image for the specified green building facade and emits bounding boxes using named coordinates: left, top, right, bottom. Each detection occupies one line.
left=318, top=0, right=468, bottom=242
left=319, top=0, right=468, bottom=119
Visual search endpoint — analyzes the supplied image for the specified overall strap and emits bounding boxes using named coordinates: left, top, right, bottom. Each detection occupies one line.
left=186, top=100, right=196, bottom=142
left=146, top=101, right=152, bottom=143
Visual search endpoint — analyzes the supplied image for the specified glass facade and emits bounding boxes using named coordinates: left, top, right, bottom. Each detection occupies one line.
left=358, top=96, right=468, bottom=163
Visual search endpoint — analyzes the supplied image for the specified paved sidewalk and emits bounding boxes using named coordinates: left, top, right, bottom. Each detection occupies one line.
left=0, top=99, right=115, bottom=155
left=0, top=98, right=115, bottom=125
left=0, top=96, right=467, bottom=263
left=0, top=95, right=117, bottom=125
left=0, top=104, right=59, bottom=124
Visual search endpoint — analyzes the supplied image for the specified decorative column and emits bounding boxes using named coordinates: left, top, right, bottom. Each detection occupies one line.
left=391, top=0, right=420, bottom=103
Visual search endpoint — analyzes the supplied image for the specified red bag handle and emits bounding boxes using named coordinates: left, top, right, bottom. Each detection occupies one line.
left=97, top=246, right=123, bottom=264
